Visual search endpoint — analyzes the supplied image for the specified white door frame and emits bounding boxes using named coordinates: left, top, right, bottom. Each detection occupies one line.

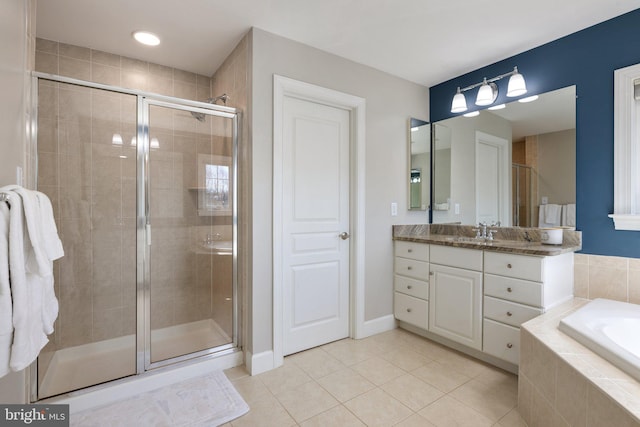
left=273, top=75, right=366, bottom=368
left=475, top=131, right=510, bottom=225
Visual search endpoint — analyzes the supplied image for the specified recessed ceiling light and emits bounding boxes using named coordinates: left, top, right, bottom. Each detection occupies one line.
left=133, top=31, right=160, bottom=46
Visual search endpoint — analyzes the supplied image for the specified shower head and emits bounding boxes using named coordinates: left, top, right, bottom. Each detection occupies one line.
left=190, top=93, right=231, bottom=121
left=207, top=94, right=230, bottom=105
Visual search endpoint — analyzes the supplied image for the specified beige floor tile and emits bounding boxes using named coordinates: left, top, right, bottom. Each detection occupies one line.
left=288, top=346, right=346, bottom=379
left=345, top=388, right=413, bottom=427
left=496, top=408, right=528, bottom=427
left=230, top=393, right=296, bottom=427
left=257, top=361, right=312, bottom=396
left=434, top=349, right=495, bottom=378
left=276, top=380, right=340, bottom=423
left=393, top=413, right=437, bottom=427
left=231, top=375, right=272, bottom=405
left=224, top=366, right=250, bottom=381
left=322, top=338, right=378, bottom=366
left=379, top=345, right=432, bottom=371
left=449, top=378, right=517, bottom=422
left=381, top=373, right=444, bottom=411
left=299, top=405, right=366, bottom=427
left=368, top=328, right=413, bottom=352
left=401, top=335, right=452, bottom=360
left=418, top=395, right=494, bottom=427
left=411, top=360, right=471, bottom=392
left=316, top=367, right=376, bottom=402
left=351, top=356, right=406, bottom=386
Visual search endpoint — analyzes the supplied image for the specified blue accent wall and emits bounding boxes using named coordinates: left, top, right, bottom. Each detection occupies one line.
left=429, top=8, right=640, bottom=257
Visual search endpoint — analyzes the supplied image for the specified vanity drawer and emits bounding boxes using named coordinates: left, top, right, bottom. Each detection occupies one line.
left=483, top=319, right=520, bottom=365
left=484, top=252, right=543, bottom=282
left=395, top=257, right=429, bottom=280
left=484, top=274, right=542, bottom=307
left=483, top=296, right=542, bottom=327
left=394, top=292, right=428, bottom=329
left=430, top=245, right=483, bottom=271
left=395, top=241, right=429, bottom=262
left=394, top=275, right=429, bottom=300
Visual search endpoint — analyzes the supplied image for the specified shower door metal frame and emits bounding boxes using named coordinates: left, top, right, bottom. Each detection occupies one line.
left=29, top=72, right=241, bottom=401
left=139, top=98, right=240, bottom=371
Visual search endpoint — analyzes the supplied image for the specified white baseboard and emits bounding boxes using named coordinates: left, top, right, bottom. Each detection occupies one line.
left=355, top=314, right=397, bottom=339
left=246, top=350, right=275, bottom=375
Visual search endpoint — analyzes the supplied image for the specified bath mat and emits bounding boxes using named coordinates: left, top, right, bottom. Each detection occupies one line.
left=71, top=370, right=249, bottom=426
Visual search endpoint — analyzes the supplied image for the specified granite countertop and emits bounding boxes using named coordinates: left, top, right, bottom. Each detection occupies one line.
left=393, top=224, right=582, bottom=256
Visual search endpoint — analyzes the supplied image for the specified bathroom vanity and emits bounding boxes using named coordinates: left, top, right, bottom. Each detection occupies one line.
left=393, top=224, right=581, bottom=373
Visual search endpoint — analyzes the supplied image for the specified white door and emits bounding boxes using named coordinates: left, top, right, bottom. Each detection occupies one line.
left=281, top=95, right=351, bottom=355
left=475, top=131, right=510, bottom=225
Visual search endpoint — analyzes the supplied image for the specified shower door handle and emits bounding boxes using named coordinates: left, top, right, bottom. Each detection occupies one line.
left=339, top=232, right=350, bottom=240
left=146, top=224, right=151, bottom=246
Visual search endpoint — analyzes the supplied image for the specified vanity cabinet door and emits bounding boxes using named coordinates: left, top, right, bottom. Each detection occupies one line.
left=429, top=264, right=483, bottom=350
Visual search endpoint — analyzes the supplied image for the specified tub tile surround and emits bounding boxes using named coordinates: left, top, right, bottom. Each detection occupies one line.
left=393, top=224, right=582, bottom=256
left=519, top=299, right=640, bottom=426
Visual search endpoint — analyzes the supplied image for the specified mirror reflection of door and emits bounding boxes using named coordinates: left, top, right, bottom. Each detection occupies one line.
left=430, top=85, right=576, bottom=226
left=409, top=118, right=430, bottom=211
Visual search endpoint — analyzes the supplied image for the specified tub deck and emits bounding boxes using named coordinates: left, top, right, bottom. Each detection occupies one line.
left=519, top=298, right=640, bottom=426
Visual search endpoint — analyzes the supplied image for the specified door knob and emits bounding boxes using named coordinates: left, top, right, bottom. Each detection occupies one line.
left=339, top=232, right=350, bottom=240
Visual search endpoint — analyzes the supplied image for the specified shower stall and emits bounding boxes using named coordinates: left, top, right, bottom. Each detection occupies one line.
left=512, top=163, right=533, bottom=227
left=31, top=75, right=240, bottom=401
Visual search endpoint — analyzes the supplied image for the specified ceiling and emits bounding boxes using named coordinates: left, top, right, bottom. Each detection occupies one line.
left=36, top=1, right=639, bottom=88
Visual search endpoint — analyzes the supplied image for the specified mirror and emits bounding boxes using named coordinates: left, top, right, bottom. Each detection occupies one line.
left=431, top=85, right=576, bottom=227
left=409, top=118, right=430, bottom=210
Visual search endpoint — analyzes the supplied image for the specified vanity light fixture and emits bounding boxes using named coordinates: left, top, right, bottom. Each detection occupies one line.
left=450, top=66, right=528, bottom=113
left=451, top=87, right=468, bottom=113
left=133, top=30, right=160, bottom=46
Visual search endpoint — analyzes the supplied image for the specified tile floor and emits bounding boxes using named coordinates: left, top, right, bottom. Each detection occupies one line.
left=223, top=328, right=527, bottom=426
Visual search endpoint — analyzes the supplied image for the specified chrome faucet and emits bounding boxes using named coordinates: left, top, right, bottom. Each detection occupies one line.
left=473, top=222, right=500, bottom=240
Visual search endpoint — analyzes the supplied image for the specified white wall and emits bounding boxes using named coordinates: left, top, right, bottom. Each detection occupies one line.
left=432, top=111, right=511, bottom=224
left=0, top=0, right=33, bottom=403
left=249, top=28, right=429, bottom=355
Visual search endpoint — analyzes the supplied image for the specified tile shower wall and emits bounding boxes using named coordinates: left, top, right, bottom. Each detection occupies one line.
left=211, top=34, right=249, bottom=338
left=34, top=38, right=233, bottom=352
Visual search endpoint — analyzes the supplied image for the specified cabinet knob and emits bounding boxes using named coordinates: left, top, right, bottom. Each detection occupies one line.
left=507, top=263, right=512, bottom=269
left=506, top=311, right=513, bottom=317
left=407, top=249, right=413, bottom=253
left=507, top=287, right=513, bottom=293
left=407, top=266, right=412, bottom=270
left=429, top=271, right=434, bottom=276
left=407, top=285, right=413, bottom=289
left=406, top=308, right=412, bottom=313
left=506, top=343, right=513, bottom=349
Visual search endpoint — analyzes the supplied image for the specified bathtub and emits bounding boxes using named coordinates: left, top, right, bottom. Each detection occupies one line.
left=559, top=298, right=640, bottom=382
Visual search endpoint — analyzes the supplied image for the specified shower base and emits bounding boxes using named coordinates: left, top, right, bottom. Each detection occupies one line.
left=38, top=319, right=232, bottom=399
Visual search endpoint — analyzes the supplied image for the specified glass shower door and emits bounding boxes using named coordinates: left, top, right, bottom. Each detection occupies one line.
left=36, top=79, right=138, bottom=399
left=145, top=101, right=236, bottom=366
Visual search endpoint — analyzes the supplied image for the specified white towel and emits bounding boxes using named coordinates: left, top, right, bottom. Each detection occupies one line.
left=4, top=189, right=49, bottom=372
left=539, top=203, right=562, bottom=227
left=562, top=203, right=576, bottom=227
left=0, top=202, right=12, bottom=377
